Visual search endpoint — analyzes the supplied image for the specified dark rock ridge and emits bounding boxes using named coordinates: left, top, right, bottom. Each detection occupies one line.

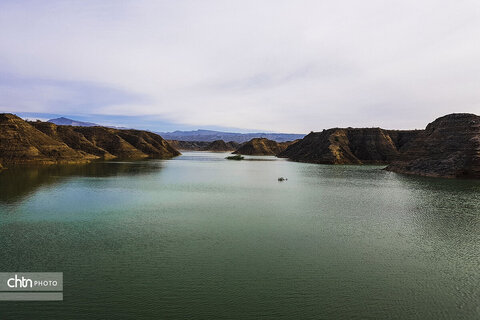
left=167, top=140, right=210, bottom=151
left=233, top=138, right=296, bottom=156
left=203, top=140, right=239, bottom=151
left=167, top=140, right=239, bottom=151
left=278, top=128, right=421, bottom=164
left=385, top=130, right=422, bottom=151
left=386, top=113, right=480, bottom=178
left=0, top=114, right=179, bottom=166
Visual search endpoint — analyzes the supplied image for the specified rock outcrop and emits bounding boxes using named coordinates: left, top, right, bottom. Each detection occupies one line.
left=386, top=113, right=480, bottom=178
left=233, top=138, right=295, bottom=156
left=386, top=130, right=423, bottom=151
left=0, top=113, right=180, bottom=165
left=278, top=128, right=420, bottom=164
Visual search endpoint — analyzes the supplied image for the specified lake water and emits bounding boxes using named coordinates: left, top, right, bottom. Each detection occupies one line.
left=0, top=152, right=479, bottom=319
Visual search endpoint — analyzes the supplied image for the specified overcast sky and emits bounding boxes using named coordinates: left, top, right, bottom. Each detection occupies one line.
left=1, top=0, right=479, bottom=133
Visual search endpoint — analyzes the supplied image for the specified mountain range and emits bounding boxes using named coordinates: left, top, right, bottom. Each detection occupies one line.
left=48, top=117, right=100, bottom=127
left=157, top=129, right=305, bottom=143
left=46, top=117, right=305, bottom=143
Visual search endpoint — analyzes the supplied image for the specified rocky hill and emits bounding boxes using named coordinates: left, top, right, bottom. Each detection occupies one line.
left=0, top=114, right=93, bottom=165
left=167, top=139, right=239, bottom=151
left=386, top=113, right=480, bottom=178
left=0, top=114, right=180, bottom=166
left=278, top=128, right=420, bottom=164
left=233, top=138, right=295, bottom=156
left=31, top=121, right=180, bottom=160
left=167, top=140, right=210, bottom=151
left=203, top=140, right=239, bottom=151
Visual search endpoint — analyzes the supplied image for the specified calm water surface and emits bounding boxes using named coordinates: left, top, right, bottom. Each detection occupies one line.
left=0, top=152, right=479, bottom=319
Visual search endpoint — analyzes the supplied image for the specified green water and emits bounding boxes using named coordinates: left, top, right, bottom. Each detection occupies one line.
left=0, top=152, right=479, bottom=319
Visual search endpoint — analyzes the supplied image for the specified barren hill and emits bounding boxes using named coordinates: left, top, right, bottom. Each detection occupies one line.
left=233, top=138, right=295, bottom=156
left=386, top=113, right=480, bottom=178
left=0, top=114, right=180, bottom=167
left=0, top=114, right=92, bottom=165
left=278, top=128, right=420, bottom=164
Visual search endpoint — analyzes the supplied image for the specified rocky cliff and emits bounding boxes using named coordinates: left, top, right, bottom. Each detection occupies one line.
left=386, top=130, right=423, bottom=151
left=386, top=113, right=480, bottom=178
left=278, top=128, right=420, bottom=164
left=233, top=138, right=295, bottom=156
left=0, top=114, right=180, bottom=165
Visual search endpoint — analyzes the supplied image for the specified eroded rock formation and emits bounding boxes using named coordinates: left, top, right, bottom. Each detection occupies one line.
left=233, top=138, right=295, bottom=156
left=167, top=140, right=210, bottom=151
left=386, top=113, right=480, bottom=178
left=0, top=114, right=180, bottom=165
left=203, top=140, right=239, bottom=151
left=278, top=128, right=420, bottom=164
left=0, top=114, right=92, bottom=164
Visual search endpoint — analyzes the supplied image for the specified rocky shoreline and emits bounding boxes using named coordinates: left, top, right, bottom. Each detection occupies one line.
left=278, top=113, right=479, bottom=179
left=1, top=113, right=479, bottom=179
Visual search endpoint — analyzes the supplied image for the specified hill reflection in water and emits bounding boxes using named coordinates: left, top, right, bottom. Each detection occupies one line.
left=0, top=161, right=165, bottom=204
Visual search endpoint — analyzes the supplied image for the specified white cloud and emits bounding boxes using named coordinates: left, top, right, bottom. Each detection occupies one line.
left=0, top=0, right=479, bottom=132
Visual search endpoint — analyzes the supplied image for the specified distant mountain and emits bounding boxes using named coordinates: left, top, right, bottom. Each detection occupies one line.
left=157, top=129, right=305, bottom=143
left=46, top=118, right=305, bottom=143
left=48, top=117, right=99, bottom=127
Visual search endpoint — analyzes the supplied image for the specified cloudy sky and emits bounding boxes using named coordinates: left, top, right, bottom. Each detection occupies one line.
left=0, top=0, right=479, bottom=133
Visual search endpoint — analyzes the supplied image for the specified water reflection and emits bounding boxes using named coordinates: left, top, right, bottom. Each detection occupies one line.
left=0, top=160, right=165, bottom=204
left=393, top=173, right=480, bottom=241
left=299, top=163, right=480, bottom=243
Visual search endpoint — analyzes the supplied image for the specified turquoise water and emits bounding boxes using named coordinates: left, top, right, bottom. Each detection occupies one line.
left=0, top=152, right=479, bottom=319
